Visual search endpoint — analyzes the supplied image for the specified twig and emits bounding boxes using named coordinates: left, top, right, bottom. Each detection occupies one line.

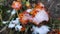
left=0, top=25, right=7, bottom=32
left=16, top=10, right=19, bottom=17
left=0, top=10, right=2, bottom=22
left=48, top=1, right=54, bottom=10
left=0, top=10, right=14, bottom=32
left=24, top=25, right=32, bottom=34
left=0, top=15, right=13, bottom=32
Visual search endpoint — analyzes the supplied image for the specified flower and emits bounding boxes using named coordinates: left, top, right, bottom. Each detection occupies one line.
left=18, top=12, right=29, bottom=25
left=15, top=25, right=26, bottom=32
left=15, top=25, right=22, bottom=31
left=11, top=1, right=22, bottom=10
left=8, top=18, right=20, bottom=28
left=32, top=25, right=50, bottom=34
left=35, top=3, right=45, bottom=10
left=8, top=23, right=15, bottom=28
left=29, top=3, right=45, bottom=17
left=30, top=9, right=38, bottom=17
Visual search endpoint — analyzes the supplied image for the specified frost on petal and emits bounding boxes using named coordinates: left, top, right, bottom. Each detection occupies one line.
left=32, top=25, right=50, bottom=34
left=8, top=24, right=15, bottom=28
left=15, top=25, right=22, bottom=31
left=33, top=10, right=49, bottom=24
left=15, top=18, right=20, bottom=24
left=26, top=9, right=32, bottom=13
left=10, top=18, right=20, bottom=25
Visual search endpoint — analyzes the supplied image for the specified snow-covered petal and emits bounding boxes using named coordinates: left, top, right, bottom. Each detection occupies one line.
left=32, top=25, right=50, bottom=34
left=12, top=19, right=20, bottom=25
left=15, top=18, right=20, bottom=24
left=39, top=3, right=44, bottom=7
left=26, top=9, right=32, bottom=13
left=33, top=10, right=49, bottom=24
left=15, top=25, right=22, bottom=31
left=8, top=24, right=15, bottom=28
left=10, top=18, right=20, bottom=25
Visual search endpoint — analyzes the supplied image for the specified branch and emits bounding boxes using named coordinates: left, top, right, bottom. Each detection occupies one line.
left=0, top=25, right=7, bottom=32
left=48, top=1, right=54, bottom=10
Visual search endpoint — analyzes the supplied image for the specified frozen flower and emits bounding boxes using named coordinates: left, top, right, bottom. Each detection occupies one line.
left=8, top=18, right=20, bottom=28
left=8, top=23, right=15, bottom=28
left=12, top=18, right=20, bottom=25
left=8, top=20, right=15, bottom=28
left=32, top=25, right=50, bottom=34
left=32, top=9, right=49, bottom=25
left=15, top=25, right=22, bottom=31
left=18, top=12, right=30, bottom=25
left=15, top=18, right=20, bottom=24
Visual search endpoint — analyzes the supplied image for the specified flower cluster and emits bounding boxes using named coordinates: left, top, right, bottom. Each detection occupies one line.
left=7, top=0, right=50, bottom=34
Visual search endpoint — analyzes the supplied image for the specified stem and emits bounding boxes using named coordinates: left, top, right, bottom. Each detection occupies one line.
left=48, top=1, right=54, bottom=10
left=0, top=25, right=7, bottom=32
left=0, top=10, right=2, bottom=22
left=16, top=10, right=19, bottom=17
left=0, top=10, right=3, bottom=26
